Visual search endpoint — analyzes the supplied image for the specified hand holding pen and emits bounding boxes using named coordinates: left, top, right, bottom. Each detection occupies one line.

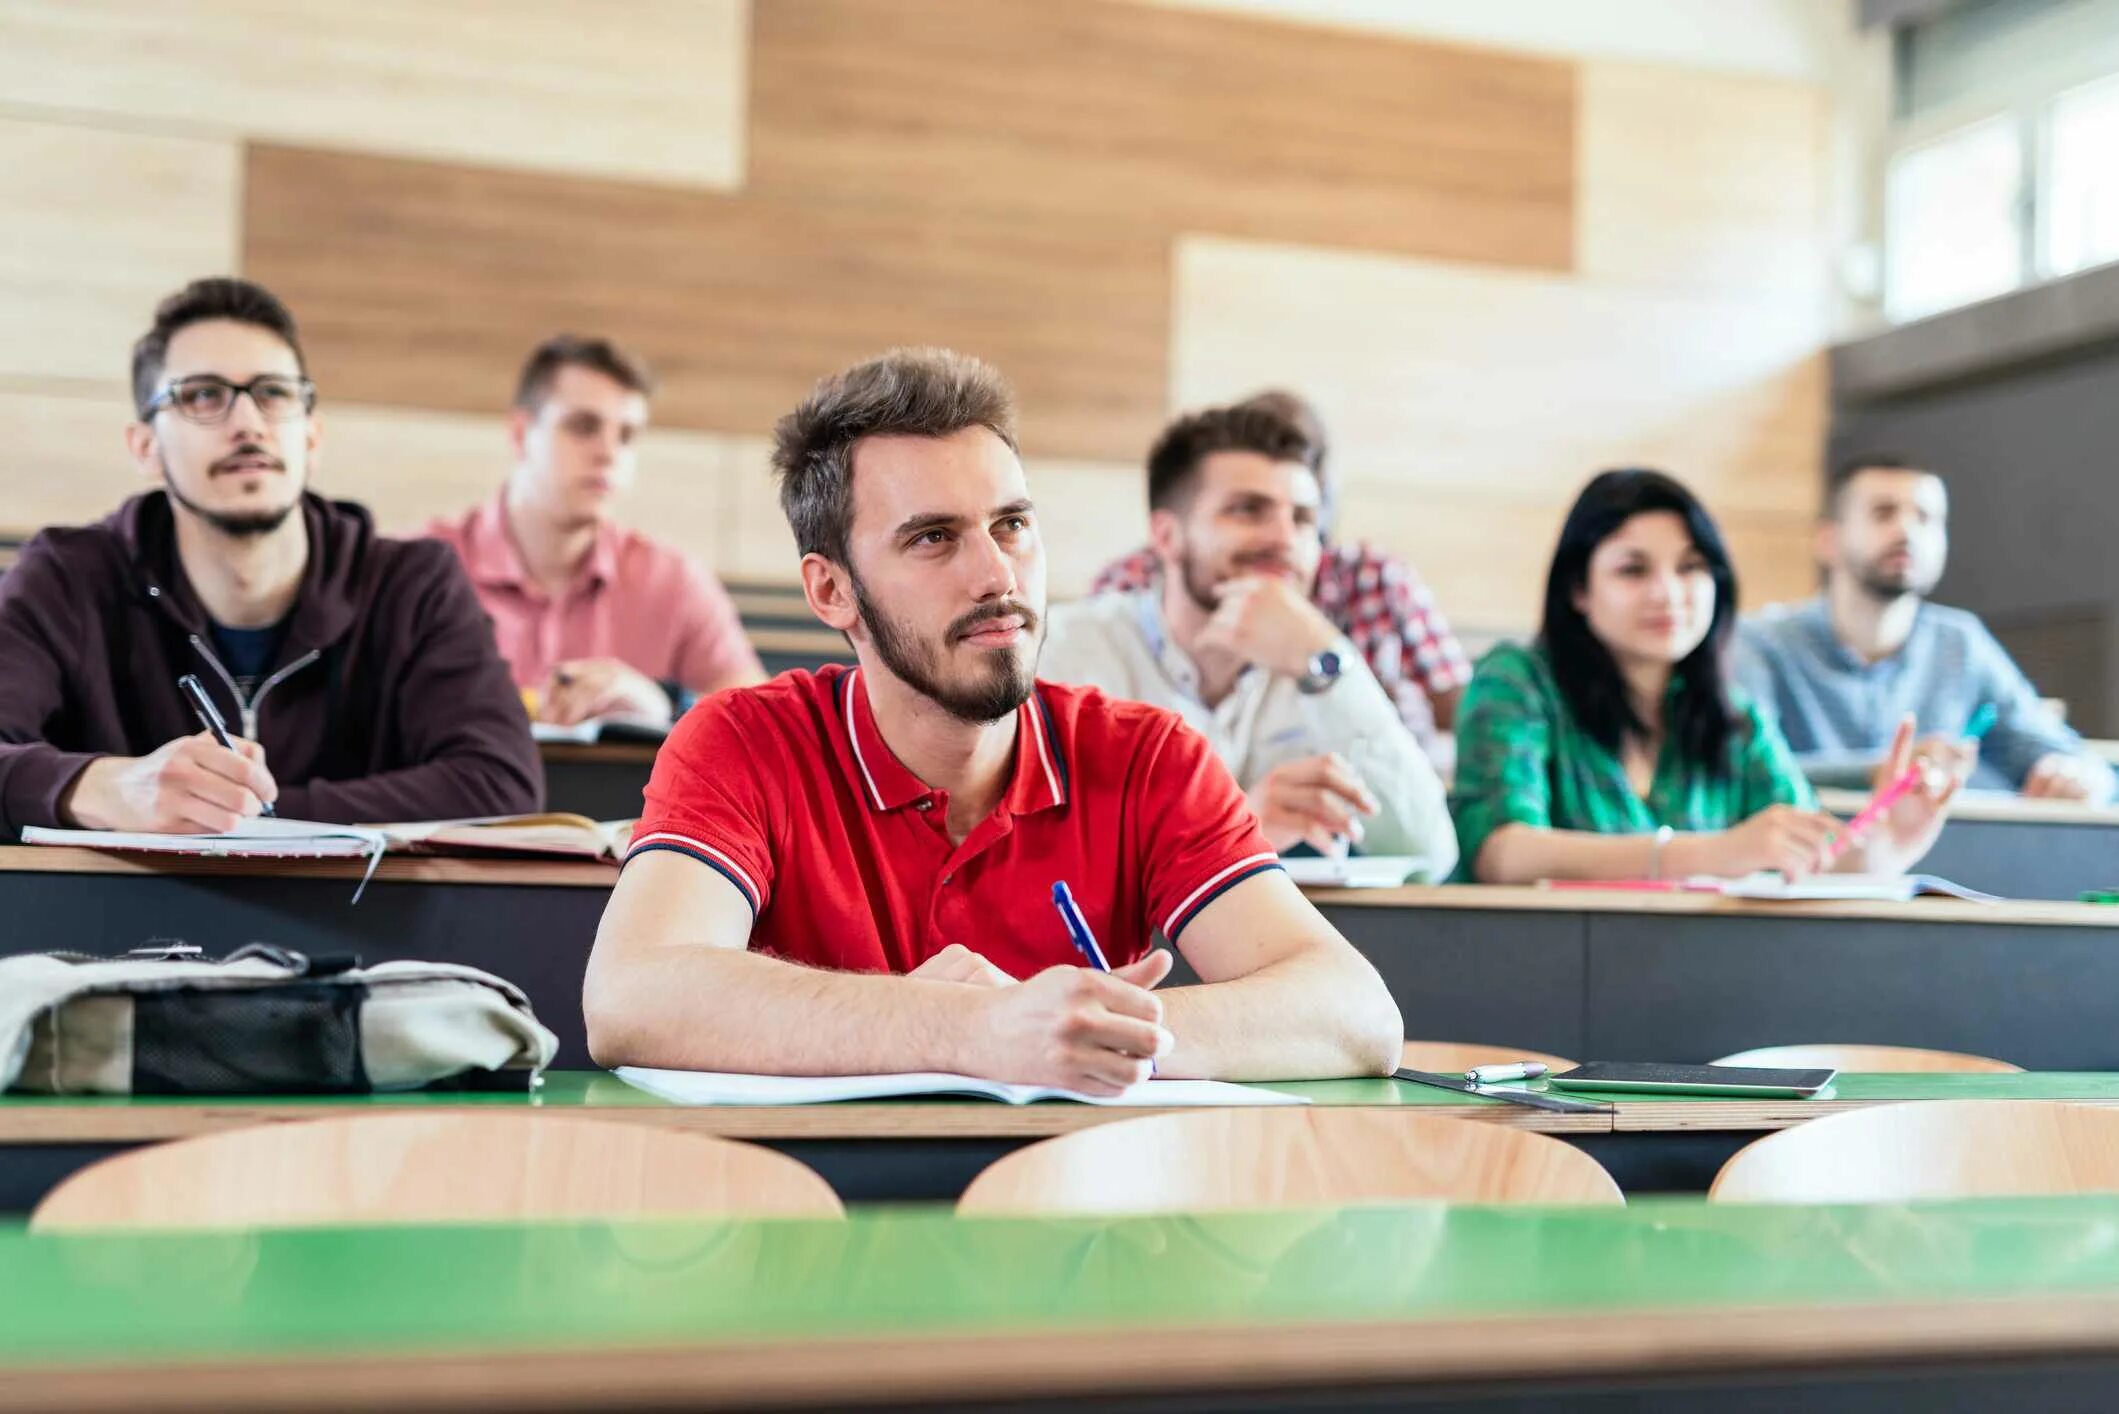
left=1816, top=706, right=1989, bottom=871
left=176, top=674, right=278, bottom=821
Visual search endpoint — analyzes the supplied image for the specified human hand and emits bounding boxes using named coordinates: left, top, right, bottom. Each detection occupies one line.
left=61, top=731, right=277, bottom=834
left=539, top=658, right=673, bottom=727
left=963, top=950, right=1175, bottom=1096
left=1247, top=753, right=1378, bottom=854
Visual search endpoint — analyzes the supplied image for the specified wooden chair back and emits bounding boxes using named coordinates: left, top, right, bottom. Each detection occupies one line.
left=957, top=1107, right=1623, bottom=1216
left=1712, top=1044, right=2021, bottom=1074
left=31, top=1112, right=844, bottom=1231
left=1401, top=1041, right=1577, bottom=1075
left=1710, top=1099, right=2119, bottom=1203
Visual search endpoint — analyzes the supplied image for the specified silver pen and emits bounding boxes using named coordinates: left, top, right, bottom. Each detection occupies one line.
left=1464, top=1062, right=1549, bottom=1083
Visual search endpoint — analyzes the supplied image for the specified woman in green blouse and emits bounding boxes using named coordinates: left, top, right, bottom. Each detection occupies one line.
left=1452, top=469, right=1964, bottom=885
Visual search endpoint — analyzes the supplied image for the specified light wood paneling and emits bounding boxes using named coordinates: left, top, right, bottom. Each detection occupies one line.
left=748, top=0, right=1576, bottom=271
left=1026, top=459, right=1152, bottom=600
left=1577, top=63, right=1831, bottom=299
left=0, top=1, right=748, bottom=188
left=0, top=386, right=143, bottom=530
left=0, top=118, right=239, bottom=389
left=241, top=145, right=1171, bottom=464
left=0, top=386, right=1143, bottom=599
left=1172, top=235, right=1825, bottom=630
left=322, top=405, right=760, bottom=583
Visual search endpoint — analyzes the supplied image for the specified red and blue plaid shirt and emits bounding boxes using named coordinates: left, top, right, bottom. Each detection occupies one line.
left=1089, top=541, right=1473, bottom=742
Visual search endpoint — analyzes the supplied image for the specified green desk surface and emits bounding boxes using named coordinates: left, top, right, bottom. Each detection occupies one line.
left=13, top=1196, right=2119, bottom=1407
left=9, top=1071, right=2119, bottom=1145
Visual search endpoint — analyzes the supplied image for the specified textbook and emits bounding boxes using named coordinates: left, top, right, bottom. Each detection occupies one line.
left=613, top=1066, right=1310, bottom=1108
left=366, top=813, right=635, bottom=862
left=530, top=715, right=670, bottom=746
left=21, top=813, right=636, bottom=864
left=1278, top=855, right=1423, bottom=888
left=1538, top=872, right=1998, bottom=903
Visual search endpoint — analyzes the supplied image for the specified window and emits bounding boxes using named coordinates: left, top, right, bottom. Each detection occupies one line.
left=1879, top=0, right=2119, bottom=323
left=2044, top=72, right=2119, bottom=277
left=1883, top=115, right=2026, bottom=323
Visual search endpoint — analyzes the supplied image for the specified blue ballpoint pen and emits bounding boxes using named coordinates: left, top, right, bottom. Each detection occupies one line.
left=1049, top=880, right=1110, bottom=971
left=1052, top=879, right=1157, bottom=1076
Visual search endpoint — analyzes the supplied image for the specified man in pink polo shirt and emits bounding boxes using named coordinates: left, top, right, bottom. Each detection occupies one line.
left=584, top=348, right=1403, bottom=1093
left=429, top=335, right=764, bottom=727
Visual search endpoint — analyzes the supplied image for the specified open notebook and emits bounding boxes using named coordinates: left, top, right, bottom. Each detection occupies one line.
left=1278, top=855, right=1425, bottom=889
left=531, top=715, right=670, bottom=746
left=21, top=813, right=636, bottom=864
left=1540, top=872, right=1997, bottom=903
left=614, top=1066, right=1308, bottom=1108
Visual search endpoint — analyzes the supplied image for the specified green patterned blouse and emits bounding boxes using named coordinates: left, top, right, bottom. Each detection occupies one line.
left=1448, top=642, right=1816, bottom=881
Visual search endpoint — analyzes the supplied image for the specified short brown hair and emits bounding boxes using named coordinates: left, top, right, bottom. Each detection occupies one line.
left=1232, top=389, right=1328, bottom=478
left=132, top=277, right=306, bottom=418
left=1146, top=403, right=1317, bottom=512
left=1827, top=451, right=1939, bottom=517
left=512, top=333, right=655, bottom=412
left=770, top=348, right=1019, bottom=566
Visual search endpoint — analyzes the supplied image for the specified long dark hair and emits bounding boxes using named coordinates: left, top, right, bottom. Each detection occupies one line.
left=1538, top=469, right=1742, bottom=774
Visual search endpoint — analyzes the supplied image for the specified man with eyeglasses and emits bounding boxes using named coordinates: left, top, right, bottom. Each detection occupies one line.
left=0, top=277, right=542, bottom=836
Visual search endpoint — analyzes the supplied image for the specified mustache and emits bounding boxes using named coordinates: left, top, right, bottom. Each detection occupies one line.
left=1231, top=550, right=1296, bottom=574
left=950, top=599, right=1038, bottom=641
left=210, top=444, right=285, bottom=475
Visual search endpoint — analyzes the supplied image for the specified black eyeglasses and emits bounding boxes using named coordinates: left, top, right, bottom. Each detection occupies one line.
left=140, top=374, right=318, bottom=425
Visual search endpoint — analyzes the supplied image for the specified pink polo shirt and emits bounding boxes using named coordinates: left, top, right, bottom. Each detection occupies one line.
left=427, top=494, right=762, bottom=693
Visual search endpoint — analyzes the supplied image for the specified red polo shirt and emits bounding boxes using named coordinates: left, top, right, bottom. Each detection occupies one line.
left=627, top=665, right=1280, bottom=977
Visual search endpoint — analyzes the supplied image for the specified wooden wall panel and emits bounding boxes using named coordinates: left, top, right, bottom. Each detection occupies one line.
left=321, top=406, right=754, bottom=582
left=0, top=388, right=143, bottom=531
left=0, top=1, right=748, bottom=188
left=1172, top=235, right=1826, bottom=630
left=1577, top=63, right=1831, bottom=299
left=241, top=145, right=1171, bottom=465
left=0, top=119, right=239, bottom=389
left=747, top=0, right=1576, bottom=272
left=1025, top=460, right=1153, bottom=601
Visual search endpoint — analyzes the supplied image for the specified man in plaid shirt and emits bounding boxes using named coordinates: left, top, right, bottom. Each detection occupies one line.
left=1090, top=392, right=1472, bottom=747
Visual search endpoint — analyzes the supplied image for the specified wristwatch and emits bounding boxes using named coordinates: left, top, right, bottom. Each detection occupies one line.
left=1296, top=644, right=1346, bottom=696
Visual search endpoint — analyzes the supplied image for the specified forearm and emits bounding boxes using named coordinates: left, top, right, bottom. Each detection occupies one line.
left=584, top=942, right=982, bottom=1075
left=0, top=743, right=102, bottom=834
left=1157, top=944, right=1402, bottom=1081
left=1474, top=822, right=1673, bottom=884
left=1302, top=674, right=1458, bottom=876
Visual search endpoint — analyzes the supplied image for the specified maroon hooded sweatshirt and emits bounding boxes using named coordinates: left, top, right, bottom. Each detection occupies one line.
left=0, top=491, right=543, bottom=834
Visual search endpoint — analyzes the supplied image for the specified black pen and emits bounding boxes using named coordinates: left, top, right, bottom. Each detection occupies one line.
left=177, top=673, right=274, bottom=817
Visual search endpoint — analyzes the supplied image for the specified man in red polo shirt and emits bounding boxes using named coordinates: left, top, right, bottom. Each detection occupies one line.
left=584, top=349, right=1403, bottom=1094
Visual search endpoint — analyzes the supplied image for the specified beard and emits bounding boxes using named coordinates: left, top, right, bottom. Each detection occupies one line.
left=1177, top=541, right=1302, bottom=614
left=162, top=451, right=299, bottom=539
left=849, top=566, right=1039, bottom=725
left=1849, top=546, right=1937, bottom=602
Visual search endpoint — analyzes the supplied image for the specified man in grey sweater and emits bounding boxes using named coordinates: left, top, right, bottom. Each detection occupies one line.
left=1734, top=455, right=2113, bottom=802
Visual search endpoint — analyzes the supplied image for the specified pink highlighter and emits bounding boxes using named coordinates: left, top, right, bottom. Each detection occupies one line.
left=1816, top=703, right=1997, bottom=868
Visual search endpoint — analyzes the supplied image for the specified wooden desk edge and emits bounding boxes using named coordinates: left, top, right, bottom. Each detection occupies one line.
left=1818, top=787, right=2119, bottom=828
left=0, top=847, right=616, bottom=889
left=5, top=849, right=2114, bottom=923
left=535, top=741, right=660, bottom=765
left=0, top=1096, right=1599, bottom=1144
left=8, top=1291, right=2119, bottom=1411
left=1307, top=883, right=2119, bottom=926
